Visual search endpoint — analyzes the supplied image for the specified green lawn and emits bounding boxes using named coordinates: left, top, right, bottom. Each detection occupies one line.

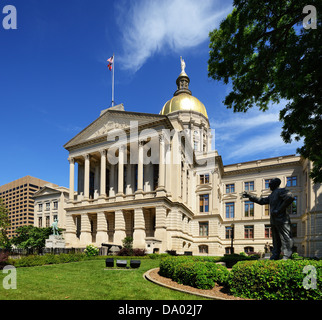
left=0, top=258, right=208, bottom=300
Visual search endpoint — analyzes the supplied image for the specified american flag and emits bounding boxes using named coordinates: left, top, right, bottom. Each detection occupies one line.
left=107, top=56, right=114, bottom=71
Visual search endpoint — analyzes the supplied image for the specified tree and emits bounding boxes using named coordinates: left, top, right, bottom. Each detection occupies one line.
left=11, top=225, right=52, bottom=250
left=0, top=198, right=10, bottom=249
left=208, top=0, right=322, bottom=182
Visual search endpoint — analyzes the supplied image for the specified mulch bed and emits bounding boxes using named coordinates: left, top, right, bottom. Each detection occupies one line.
left=146, top=268, right=249, bottom=300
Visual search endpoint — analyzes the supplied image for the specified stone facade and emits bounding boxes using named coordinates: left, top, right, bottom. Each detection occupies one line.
left=59, top=69, right=322, bottom=258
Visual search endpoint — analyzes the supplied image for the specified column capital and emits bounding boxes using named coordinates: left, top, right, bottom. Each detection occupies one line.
left=83, top=153, right=90, bottom=161
left=100, top=149, right=107, bottom=157
left=159, top=133, right=165, bottom=143
left=68, top=157, right=75, bottom=164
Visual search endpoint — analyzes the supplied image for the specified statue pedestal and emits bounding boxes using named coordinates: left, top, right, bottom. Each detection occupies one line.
left=46, top=235, right=66, bottom=249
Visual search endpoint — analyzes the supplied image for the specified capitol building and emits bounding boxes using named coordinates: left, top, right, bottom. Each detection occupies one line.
left=34, top=61, right=322, bottom=257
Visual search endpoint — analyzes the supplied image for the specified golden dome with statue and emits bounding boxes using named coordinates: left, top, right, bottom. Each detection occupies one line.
left=160, top=57, right=208, bottom=119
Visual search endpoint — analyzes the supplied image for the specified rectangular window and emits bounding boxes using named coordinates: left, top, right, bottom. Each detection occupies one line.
left=265, top=225, right=272, bottom=238
left=287, top=196, right=297, bottom=215
left=244, top=225, right=254, bottom=239
left=45, top=216, right=50, bottom=228
left=38, top=217, right=42, bottom=228
left=225, top=184, right=235, bottom=193
left=38, top=203, right=43, bottom=212
left=200, top=174, right=210, bottom=185
left=45, top=203, right=50, bottom=211
left=200, top=194, right=209, bottom=213
left=53, top=201, right=58, bottom=210
left=225, top=202, right=235, bottom=219
left=225, top=226, right=233, bottom=239
left=286, top=176, right=297, bottom=187
left=245, top=181, right=254, bottom=191
left=265, top=179, right=271, bottom=189
left=265, top=204, right=270, bottom=216
left=199, top=222, right=209, bottom=236
left=244, top=201, right=254, bottom=217
left=291, top=223, right=298, bottom=237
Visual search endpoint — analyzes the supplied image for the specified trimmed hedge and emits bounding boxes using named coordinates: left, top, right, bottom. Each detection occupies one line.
left=228, top=259, right=322, bottom=300
left=159, top=256, right=229, bottom=289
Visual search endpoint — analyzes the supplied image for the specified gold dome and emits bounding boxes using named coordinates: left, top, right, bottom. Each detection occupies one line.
left=160, top=93, right=208, bottom=118
left=160, top=57, right=208, bottom=119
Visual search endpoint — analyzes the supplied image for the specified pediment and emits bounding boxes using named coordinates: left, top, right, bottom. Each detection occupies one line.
left=64, top=108, right=171, bottom=150
left=34, top=186, right=61, bottom=197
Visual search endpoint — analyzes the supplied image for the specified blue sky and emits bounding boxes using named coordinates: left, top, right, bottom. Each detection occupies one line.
left=0, top=0, right=302, bottom=188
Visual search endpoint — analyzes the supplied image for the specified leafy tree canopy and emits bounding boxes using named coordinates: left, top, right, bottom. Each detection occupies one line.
left=208, top=0, right=322, bottom=182
left=11, top=225, right=52, bottom=250
left=0, top=198, right=10, bottom=248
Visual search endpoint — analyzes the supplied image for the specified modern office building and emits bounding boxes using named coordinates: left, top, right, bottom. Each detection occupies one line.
left=0, top=176, right=56, bottom=238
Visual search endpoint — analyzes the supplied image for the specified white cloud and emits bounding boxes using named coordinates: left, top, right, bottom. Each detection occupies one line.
left=210, top=100, right=303, bottom=162
left=115, top=0, right=232, bottom=72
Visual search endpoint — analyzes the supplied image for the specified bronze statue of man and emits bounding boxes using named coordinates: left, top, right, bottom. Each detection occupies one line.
left=243, top=178, right=294, bottom=260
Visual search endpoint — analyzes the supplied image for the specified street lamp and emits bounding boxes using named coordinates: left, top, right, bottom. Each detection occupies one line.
left=230, top=223, right=235, bottom=254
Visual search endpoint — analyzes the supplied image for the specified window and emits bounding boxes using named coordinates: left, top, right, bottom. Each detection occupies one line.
left=265, top=204, right=270, bottom=216
left=291, top=223, right=298, bottom=237
left=244, top=225, right=254, bottom=239
left=225, top=226, right=233, bottom=239
left=53, top=201, right=58, bottom=210
left=244, top=246, right=254, bottom=254
left=38, top=217, right=42, bottom=228
left=287, top=196, right=297, bottom=215
left=226, top=184, right=235, bottom=193
left=38, top=204, right=43, bottom=212
left=225, top=202, right=235, bottom=218
left=200, top=174, right=210, bottom=185
left=265, top=179, right=272, bottom=189
left=45, top=203, right=50, bottom=211
left=199, top=222, right=209, bottom=236
left=265, top=225, right=272, bottom=238
left=244, top=181, right=254, bottom=191
left=244, top=201, right=254, bottom=217
left=286, top=176, right=297, bottom=187
left=225, top=247, right=234, bottom=254
left=45, top=216, right=50, bottom=228
left=200, top=194, right=209, bottom=213
left=199, top=245, right=208, bottom=254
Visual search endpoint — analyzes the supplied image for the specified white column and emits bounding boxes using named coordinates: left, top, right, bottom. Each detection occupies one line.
left=68, top=157, right=75, bottom=201
left=100, top=150, right=107, bottom=197
left=137, top=140, right=144, bottom=193
left=65, top=214, right=78, bottom=246
left=80, top=213, right=91, bottom=245
left=114, top=210, right=126, bottom=245
left=96, top=212, right=108, bottom=244
left=133, top=208, right=146, bottom=249
left=155, top=206, right=168, bottom=252
left=84, top=154, right=90, bottom=199
left=117, top=145, right=125, bottom=195
left=158, top=134, right=165, bottom=188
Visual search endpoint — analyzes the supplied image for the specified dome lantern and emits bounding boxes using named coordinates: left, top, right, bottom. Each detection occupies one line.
left=160, top=57, right=208, bottom=119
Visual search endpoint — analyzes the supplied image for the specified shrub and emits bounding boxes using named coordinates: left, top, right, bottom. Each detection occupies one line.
left=228, top=259, right=322, bottom=300
left=0, top=251, right=9, bottom=269
left=159, top=256, right=229, bottom=290
left=10, top=253, right=87, bottom=268
left=84, top=244, right=99, bottom=257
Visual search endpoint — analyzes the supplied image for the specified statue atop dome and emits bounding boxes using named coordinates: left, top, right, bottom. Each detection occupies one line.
left=180, top=56, right=186, bottom=74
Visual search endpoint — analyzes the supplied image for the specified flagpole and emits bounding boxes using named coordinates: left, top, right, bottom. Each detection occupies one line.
left=112, top=53, right=115, bottom=107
